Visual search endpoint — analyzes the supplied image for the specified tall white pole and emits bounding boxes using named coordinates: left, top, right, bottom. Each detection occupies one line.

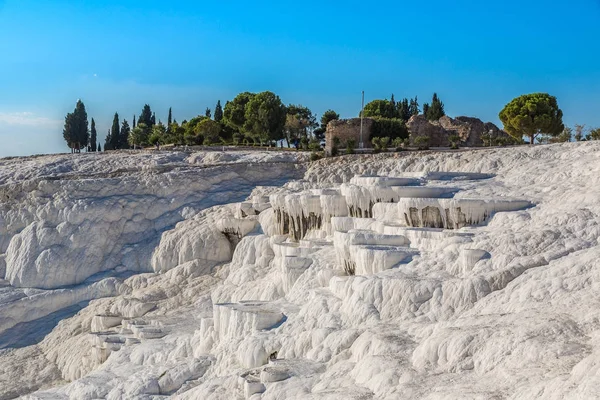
left=359, top=90, right=364, bottom=149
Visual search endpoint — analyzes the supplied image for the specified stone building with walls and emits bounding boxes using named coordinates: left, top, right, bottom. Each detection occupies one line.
left=325, top=118, right=374, bottom=155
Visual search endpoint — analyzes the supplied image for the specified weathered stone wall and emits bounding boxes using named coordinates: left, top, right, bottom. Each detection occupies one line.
left=407, top=115, right=510, bottom=147
left=406, top=115, right=449, bottom=147
left=325, top=118, right=374, bottom=154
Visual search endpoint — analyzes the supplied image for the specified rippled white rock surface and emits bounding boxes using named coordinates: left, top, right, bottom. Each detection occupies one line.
left=3, top=143, right=600, bottom=399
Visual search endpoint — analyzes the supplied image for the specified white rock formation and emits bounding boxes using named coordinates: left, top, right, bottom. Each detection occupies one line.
left=399, top=197, right=532, bottom=229
left=4, top=143, right=600, bottom=399
left=213, top=301, right=285, bottom=341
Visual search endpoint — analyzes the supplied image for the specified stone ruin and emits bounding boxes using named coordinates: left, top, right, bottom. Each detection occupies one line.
left=324, top=114, right=510, bottom=152
left=406, top=115, right=511, bottom=147
left=325, top=118, right=375, bottom=154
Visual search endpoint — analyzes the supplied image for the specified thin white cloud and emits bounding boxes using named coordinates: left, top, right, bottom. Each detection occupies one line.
left=0, top=112, right=62, bottom=127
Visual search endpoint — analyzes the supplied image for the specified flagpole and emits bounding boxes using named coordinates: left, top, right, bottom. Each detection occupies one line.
left=359, top=90, right=364, bottom=149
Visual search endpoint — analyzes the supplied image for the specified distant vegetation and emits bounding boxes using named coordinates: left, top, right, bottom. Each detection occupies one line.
left=62, top=92, right=338, bottom=152
left=60, top=90, right=592, bottom=154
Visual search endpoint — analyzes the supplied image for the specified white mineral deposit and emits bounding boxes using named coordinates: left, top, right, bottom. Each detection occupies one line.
left=2, top=143, right=600, bottom=399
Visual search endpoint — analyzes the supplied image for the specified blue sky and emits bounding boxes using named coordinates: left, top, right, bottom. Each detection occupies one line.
left=1, top=0, right=599, bottom=157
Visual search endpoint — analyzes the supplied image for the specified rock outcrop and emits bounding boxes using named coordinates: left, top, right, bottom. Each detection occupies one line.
left=407, top=114, right=510, bottom=147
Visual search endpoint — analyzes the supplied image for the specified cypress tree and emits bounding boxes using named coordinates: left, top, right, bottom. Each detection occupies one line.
left=90, top=118, right=97, bottom=151
left=426, top=93, right=445, bottom=121
left=205, top=107, right=211, bottom=118
left=139, top=105, right=152, bottom=127
left=98, top=143, right=102, bottom=152
left=62, top=100, right=89, bottom=153
left=133, top=115, right=136, bottom=129
left=110, top=112, right=120, bottom=149
left=151, top=112, right=156, bottom=126
left=214, top=100, right=223, bottom=122
left=409, top=96, right=420, bottom=116
left=388, top=94, right=396, bottom=118
left=397, top=98, right=410, bottom=121
left=423, top=103, right=430, bottom=117
left=120, top=120, right=131, bottom=149
left=76, top=100, right=89, bottom=152
left=63, top=112, right=75, bottom=152
left=104, top=129, right=112, bottom=150
left=167, top=107, right=172, bottom=133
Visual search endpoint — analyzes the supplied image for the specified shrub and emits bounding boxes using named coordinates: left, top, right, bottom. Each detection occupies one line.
left=448, top=134, right=460, bottom=149
left=480, top=132, right=492, bottom=147
left=310, top=151, right=323, bottom=161
left=370, top=118, right=409, bottom=141
left=371, top=137, right=381, bottom=153
left=380, top=137, right=390, bottom=151
left=414, top=136, right=429, bottom=150
left=346, top=139, right=356, bottom=154
left=308, top=139, right=321, bottom=151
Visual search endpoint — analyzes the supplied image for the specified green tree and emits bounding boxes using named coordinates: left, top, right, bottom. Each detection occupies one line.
left=149, top=122, right=167, bottom=146
left=409, top=96, right=420, bottom=116
left=110, top=112, right=120, bottom=150
left=166, top=107, right=172, bottom=134
left=214, top=100, right=223, bottom=122
left=129, top=123, right=149, bottom=148
left=205, top=107, right=211, bottom=118
left=196, top=119, right=221, bottom=145
left=223, top=92, right=255, bottom=132
left=244, top=91, right=286, bottom=145
left=398, top=98, right=411, bottom=121
left=314, top=109, right=340, bottom=140
left=90, top=118, right=97, bottom=152
left=167, top=122, right=185, bottom=145
left=284, top=114, right=302, bottom=147
left=422, top=103, right=430, bottom=117
left=499, top=93, right=564, bottom=145
left=104, top=129, right=112, bottom=150
left=590, top=128, right=600, bottom=140
left=120, top=120, right=131, bottom=149
left=184, top=116, right=209, bottom=143
left=138, top=105, right=154, bottom=128
left=362, top=99, right=392, bottom=118
left=98, top=143, right=102, bottom=152
left=321, top=109, right=340, bottom=127
left=425, top=93, right=445, bottom=121
left=285, top=104, right=317, bottom=146
left=133, top=115, right=136, bottom=129
left=62, top=100, right=89, bottom=152
left=388, top=94, right=397, bottom=118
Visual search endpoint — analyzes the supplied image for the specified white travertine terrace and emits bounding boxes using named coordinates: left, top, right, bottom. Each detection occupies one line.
left=399, top=198, right=532, bottom=229
left=5, top=145, right=600, bottom=400
left=213, top=301, right=285, bottom=341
